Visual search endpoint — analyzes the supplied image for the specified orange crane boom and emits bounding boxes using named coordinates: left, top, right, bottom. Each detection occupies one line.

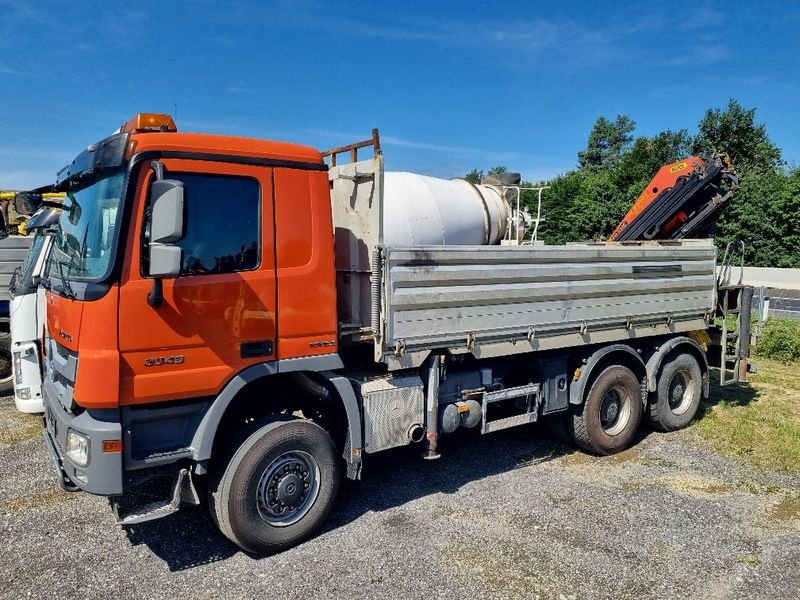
left=610, top=154, right=738, bottom=241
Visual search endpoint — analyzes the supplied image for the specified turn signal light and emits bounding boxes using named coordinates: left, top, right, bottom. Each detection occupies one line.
left=120, top=113, right=177, bottom=133
left=103, top=439, right=123, bottom=453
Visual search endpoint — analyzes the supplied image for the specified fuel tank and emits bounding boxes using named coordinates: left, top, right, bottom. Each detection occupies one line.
left=383, top=172, right=511, bottom=246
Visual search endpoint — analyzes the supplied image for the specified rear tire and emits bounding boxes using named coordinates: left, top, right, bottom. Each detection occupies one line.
left=543, top=412, right=573, bottom=446
left=649, top=353, right=702, bottom=432
left=569, top=365, right=642, bottom=455
left=209, top=417, right=341, bottom=555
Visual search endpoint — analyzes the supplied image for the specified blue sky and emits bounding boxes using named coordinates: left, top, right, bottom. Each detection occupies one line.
left=1, top=0, right=798, bottom=189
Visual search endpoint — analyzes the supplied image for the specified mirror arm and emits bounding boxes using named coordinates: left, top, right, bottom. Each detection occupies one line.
left=148, top=278, right=163, bottom=308
left=151, top=160, right=165, bottom=181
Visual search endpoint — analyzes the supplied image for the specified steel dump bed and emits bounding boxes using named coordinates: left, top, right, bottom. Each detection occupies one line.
left=376, top=241, right=716, bottom=368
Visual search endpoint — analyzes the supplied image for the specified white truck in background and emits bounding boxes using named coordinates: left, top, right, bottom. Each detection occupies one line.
left=0, top=235, right=32, bottom=395
left=9, top=207, right=59, bottom=412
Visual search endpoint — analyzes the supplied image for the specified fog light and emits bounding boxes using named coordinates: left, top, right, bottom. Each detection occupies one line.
left=73, top=471, right=88, bottom=484
left=13, top=352, right=22, bottom=385
left=66, top=429, right=90, bottom=467
left=17, top=387, right=31, bottom=400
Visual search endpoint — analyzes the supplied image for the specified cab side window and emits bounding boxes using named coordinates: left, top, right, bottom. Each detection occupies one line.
left=144, top=173, right=260, bottom=276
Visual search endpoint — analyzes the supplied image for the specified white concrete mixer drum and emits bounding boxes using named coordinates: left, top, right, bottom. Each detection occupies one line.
left=382, top=172, right=511, bottom=246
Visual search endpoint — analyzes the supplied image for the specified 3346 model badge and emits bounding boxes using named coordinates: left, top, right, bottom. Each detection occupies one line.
left=144, top=355, right=185, bottom=367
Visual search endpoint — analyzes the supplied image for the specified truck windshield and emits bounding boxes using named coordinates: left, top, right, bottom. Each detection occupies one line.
left=16, top=233, right=47, bottom=290
left=50, top=168, right=125, bottom=282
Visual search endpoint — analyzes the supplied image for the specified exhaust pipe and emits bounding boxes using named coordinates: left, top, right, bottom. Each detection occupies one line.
left=408, top=424, right=425, bottom=443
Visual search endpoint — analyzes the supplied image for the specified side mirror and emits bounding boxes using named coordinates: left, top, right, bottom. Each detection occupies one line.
left=148, top=179, right=185, bottom=278
left=14, top=192, right=43, bottom=216
left=150, top=180, right=185, bottom=243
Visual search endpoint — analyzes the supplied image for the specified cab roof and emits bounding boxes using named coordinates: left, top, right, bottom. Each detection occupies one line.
left=129, top=131, right=325, bottom=166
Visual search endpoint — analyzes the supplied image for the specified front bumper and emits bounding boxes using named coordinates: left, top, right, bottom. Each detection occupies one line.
left=13, top=341, right=44, bottom=414
left=42, top=378, right=124, bottom=496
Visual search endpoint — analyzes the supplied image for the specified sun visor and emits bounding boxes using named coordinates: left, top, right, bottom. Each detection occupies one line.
left=56, top=132, right=130, bottom=188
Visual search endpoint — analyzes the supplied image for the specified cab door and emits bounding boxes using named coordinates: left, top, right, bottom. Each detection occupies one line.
left=118, top=159, right=276, bottom=406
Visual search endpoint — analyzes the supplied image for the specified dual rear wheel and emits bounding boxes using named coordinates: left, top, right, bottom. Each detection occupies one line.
left=555, top=352, right=703, bottom=455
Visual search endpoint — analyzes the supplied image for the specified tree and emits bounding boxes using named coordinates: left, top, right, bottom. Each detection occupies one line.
left=715, top=167, right=800, bottom=268
left=692, top=99, right=782, bottom=174
left=463, top=168, right=483, bottom=184
left=462, top=166, right=507, bottom=184
left=615, top=129, right=692, bottom=189
left=577, top=115, right=636, bottom=172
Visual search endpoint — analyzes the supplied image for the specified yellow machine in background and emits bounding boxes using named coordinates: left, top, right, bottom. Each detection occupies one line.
left=0, top=191, right=65, bottom=235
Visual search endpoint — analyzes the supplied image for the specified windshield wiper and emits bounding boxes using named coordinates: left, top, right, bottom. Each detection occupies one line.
left=51, top=258, right=76, bottom=299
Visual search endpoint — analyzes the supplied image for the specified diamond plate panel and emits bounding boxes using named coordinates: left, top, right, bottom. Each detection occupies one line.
left=360, top=374, right=424, bottom=453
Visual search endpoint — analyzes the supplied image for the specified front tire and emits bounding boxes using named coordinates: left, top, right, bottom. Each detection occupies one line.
left=569, top=365, right=643, bottom=455
left=209, top=417, right=341, bottom=555
left=649, top=353, right=702, bottom=432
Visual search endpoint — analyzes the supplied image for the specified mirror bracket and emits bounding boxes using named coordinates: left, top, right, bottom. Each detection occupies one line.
left=148, top=278, right=164, bottom=308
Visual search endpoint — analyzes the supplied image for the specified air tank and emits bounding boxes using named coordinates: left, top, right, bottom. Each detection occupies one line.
left=383, top=172, right=511, bottom=246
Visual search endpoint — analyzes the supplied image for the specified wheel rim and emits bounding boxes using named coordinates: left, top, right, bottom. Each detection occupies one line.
left=667, top=370, right=694, bottom=415
left=599, top=386, right=632, bottom=436
left=256, top=451, right=320, bottom=527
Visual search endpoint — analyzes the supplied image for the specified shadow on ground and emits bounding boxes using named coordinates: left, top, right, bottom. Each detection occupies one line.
left=123, top=423, right=572, bottom=571
left=110, top=370, right=753, bottom=572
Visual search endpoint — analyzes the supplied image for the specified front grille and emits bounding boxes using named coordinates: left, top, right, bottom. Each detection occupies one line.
left=44, top=335, right=78, bottom=411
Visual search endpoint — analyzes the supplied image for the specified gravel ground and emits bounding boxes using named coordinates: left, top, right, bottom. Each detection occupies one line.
left=1, top=395, right=798, bottom=600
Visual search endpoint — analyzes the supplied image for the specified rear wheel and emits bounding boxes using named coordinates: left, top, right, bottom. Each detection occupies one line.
left=649, top=353, right=702, bottom=432
left=209, top=417, right=341, bottom=555
left=569, top=365, right=642, bottom=455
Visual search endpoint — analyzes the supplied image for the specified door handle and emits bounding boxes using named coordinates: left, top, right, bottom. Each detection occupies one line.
left=240, top=340, right=274, bottom=358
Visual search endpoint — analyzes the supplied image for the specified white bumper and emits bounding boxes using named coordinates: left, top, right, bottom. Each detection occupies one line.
left=13, top=341, right=44, bottom=413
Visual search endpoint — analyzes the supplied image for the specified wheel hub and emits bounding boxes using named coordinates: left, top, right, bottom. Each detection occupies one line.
left=602, top=400, right=620, bottom=424
left=599, top=387, right=631, bottom=436
left=276, top=473, right=303, bottom=505
left=256, top=451, right=320, bottom=527
left=668, top=370, right=694, bottom=415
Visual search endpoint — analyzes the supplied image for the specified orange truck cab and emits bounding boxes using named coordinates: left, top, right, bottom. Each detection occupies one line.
left=43, top=115, right=346, bottom=521
left=41, top=114, right=745, bottom=556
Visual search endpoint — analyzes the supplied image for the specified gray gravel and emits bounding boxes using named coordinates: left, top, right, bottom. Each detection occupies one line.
left=0, top=395, right=798, bottom=600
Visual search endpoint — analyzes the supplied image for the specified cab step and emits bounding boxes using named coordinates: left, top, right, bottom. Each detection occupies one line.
left=112, top=468, right=199, bottom=526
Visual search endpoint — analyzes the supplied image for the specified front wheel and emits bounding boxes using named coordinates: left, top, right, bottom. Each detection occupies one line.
left=569, top=365, right=643, bottom=455
left=209, top=417, right=341, bottom=555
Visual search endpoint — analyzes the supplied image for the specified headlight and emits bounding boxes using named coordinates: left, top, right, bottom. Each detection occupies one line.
left=17, top=387, right=31, bottom=400
left=66, top=429, right=91, bottom=467
left=13, top=352, right=22, bottom=385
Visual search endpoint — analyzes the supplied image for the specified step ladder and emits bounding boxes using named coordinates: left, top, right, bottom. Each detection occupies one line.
left=716, top=241, right=753, bottom=386
left=480, top=382, right=541, bottom=434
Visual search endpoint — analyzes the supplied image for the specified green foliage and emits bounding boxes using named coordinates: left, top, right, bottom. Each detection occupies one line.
left=462, top=166, right=508, bottom=184
left=715, top=167, right=800, bottom=267
left=754, top=318, right=800, bottom=363
left=692, top=99, right=782, bottom=174
left=577, top=115, right=636, bottom=172
left=463, top=99, right=799, bottom=267
left=463, top=168, right=483, bottom=184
